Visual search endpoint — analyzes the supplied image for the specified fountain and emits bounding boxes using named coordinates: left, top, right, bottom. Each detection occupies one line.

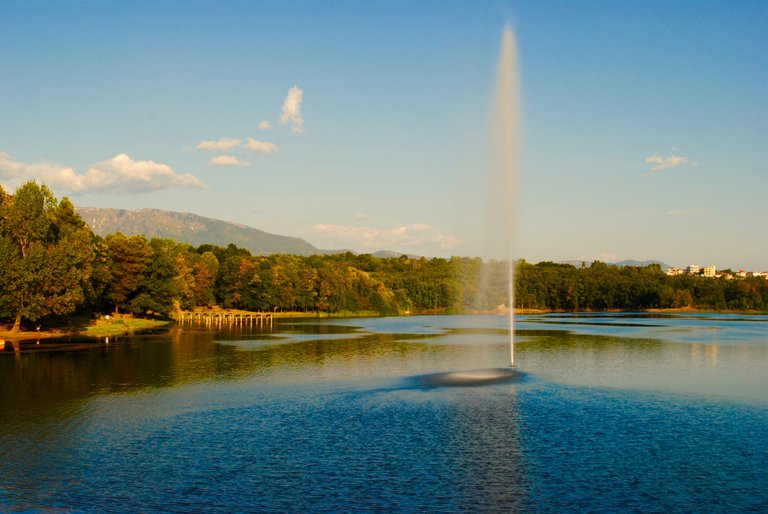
left=414, top=25, right=521, bottom=388
left=494, top=24, right=520, bottom=367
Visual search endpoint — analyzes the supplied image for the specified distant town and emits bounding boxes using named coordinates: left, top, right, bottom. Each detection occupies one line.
left=666, top=265, right=768, bottom=279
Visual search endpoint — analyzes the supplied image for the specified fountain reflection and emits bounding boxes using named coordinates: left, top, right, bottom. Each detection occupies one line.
left=434, top=386, right=530, bottom=510
left=690, top=343, right=719, bottom=368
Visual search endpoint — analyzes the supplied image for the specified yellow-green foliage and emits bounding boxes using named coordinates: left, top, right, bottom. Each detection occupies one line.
left=84, top=317, right=170, bottom=336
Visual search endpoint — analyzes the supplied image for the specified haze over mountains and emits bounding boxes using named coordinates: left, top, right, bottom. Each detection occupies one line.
left=76, top=207, right=417, bottom=258
left=77, top=207, right=672, bottom=267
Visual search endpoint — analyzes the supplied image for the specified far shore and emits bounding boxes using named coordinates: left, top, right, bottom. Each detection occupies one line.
left=2, top=307, right=765, bottom=345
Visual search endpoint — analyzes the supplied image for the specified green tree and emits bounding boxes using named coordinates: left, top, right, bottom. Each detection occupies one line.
left=104, top=233, right=153, bottom=314
left=192, top=251, right=219, bottom=307
left=84, top=237, right=113, bottom=312
left=0, top=182, right=94, bottom=331
left=214, top=245, right=252, bottom=308
left=173, top=249, right=196, bottom=310
left=129, top=238, right=185, bottom=317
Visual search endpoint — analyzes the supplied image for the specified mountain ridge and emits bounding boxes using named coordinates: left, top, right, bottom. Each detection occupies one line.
left=76, top=207, right=320, bottom=256
left=76, top=207, right=675, bottom=266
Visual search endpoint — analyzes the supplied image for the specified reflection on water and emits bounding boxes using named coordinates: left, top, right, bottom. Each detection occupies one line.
left=1, top=313, right=767, bottom=512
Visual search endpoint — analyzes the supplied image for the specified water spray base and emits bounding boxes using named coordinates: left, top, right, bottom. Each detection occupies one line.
left=415, top=367, right=523, bottom=388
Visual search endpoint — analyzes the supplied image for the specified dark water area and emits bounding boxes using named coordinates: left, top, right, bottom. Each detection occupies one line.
left=1, top=314, right=767, bottom=512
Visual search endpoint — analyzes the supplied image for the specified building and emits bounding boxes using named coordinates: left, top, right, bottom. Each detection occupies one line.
left=685, top=265, right=700, bottom=275
left=702, top=265, right=717, bottom=277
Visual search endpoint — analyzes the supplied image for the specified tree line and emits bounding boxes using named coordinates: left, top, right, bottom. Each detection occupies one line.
left=516, top=260, right=768, bottom=311
left=1, top=182, right=767, bottom=331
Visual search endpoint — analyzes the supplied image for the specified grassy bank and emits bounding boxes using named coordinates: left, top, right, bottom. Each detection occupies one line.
left=0, top=315, right=171, bottom=341
left=82, top=316, right=172, bottom=337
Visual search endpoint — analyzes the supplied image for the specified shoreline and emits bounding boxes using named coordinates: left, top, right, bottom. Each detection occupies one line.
left=0, top=317, right=172, bottom=343
left=3, top=307, right=765, bottom=346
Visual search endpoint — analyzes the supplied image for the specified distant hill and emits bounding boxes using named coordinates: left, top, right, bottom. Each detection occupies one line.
left=302, top=248, right=422, bottom=259
left=559, top=259, right=672, bottom=271
left=77, top=207, right=320, bottom=256
left=614, top=259, right=672, bottom=271
left=372, top=250, right=422, bottom=259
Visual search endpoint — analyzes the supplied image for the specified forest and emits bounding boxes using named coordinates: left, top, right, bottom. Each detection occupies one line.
left=2, top=182, right=767, bottom=331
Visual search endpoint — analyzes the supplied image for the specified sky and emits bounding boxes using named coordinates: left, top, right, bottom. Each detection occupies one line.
left=1, top=1, right=766, bottom=270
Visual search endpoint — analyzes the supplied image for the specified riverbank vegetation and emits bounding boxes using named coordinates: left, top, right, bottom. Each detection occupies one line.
left=516, top=260, right=768, bottom=312
left=1, top=182, right=767, bottom=333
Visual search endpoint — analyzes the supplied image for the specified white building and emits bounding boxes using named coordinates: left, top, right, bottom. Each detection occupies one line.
left=702, top=265, right=717, bottom=277
left=685, top=265, right=700, bottom=275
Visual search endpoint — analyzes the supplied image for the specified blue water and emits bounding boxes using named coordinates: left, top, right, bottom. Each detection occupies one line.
left=1, top=313, right=767, bottom=512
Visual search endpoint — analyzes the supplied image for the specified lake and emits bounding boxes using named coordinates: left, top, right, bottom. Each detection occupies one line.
left=1, top=313, right=767, bottom=512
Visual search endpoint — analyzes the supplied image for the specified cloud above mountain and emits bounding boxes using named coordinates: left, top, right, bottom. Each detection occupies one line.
left=196, top=137, right=278, bottom=156
left=280, top=86, right=304, bottom=134
left=644, top=154, right=695, bottom=175
left=196, top=138, right=242, bottom=152
left=209, top=155, right=250, bottom=167
left=194, top=85, right=302, bottom=167
left=244, top=138, right=278, bottom=155
left=0, top=151, right=205, bottom=194
left=195, top=137, right=279, bottom=165
left=310, top=223, right=461, bottom=253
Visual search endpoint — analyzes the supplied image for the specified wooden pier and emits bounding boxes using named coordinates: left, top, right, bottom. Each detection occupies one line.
left=177, top=310, right=273, bottom=326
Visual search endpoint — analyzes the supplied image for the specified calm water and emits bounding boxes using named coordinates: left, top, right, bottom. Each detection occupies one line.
left=1, top=313, right=767, bottom=512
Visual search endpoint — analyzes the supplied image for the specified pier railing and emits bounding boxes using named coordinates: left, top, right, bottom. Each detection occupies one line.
left=176, top=310, right=273, bottom=326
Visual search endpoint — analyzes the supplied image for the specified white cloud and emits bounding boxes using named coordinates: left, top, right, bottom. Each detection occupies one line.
left=244, top=138, right=278, bottom=155
left=279, top=86, right=304, bottom=134
left=644, top=154, right=695, bottom=175
left=0, top=151, right=205, bottom=194
left=311, top=223, right=461, bottom=251
left=196, top=138, right=242, bottom=152
left=210, top=155, right=250, bottom=167
left=0, top=152, right=25, bottom=177
left=194, top=137, right=278, bottom=159
left=258, top=120, right=272, bottom=130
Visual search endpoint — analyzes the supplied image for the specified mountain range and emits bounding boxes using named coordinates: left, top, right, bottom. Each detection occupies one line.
left=76, top=207, right=418, bottom=258
left=77, top=207, right=320, bottom=255
left=76, top=207, right=672, bottom=267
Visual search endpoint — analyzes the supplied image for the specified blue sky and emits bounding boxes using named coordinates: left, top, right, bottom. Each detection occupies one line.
left=1, top=1, right=766, bottom=270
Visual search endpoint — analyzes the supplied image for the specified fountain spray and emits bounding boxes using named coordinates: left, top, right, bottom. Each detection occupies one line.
left=493, top=25, right=520, bottom=367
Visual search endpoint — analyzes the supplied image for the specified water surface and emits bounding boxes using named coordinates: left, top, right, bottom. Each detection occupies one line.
left=1, top=313, right=766, bottom=512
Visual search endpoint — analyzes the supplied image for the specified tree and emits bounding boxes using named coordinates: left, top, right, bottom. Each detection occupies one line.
left=0, top=182, right=94, bottom=331
left=84, top=237, right=113, bottom=312
left=215, top=245, right=252, bottom=309
left=104, top=233, right=153, bottom=314
left=192, top=251, right=219, bottom=307
left=130, top=238, right=185, bottom=317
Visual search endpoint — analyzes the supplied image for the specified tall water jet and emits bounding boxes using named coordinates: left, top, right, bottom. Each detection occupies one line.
left=492, top=25, right=521, bottom=367
left=407, top=25, right=523, bottom=389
